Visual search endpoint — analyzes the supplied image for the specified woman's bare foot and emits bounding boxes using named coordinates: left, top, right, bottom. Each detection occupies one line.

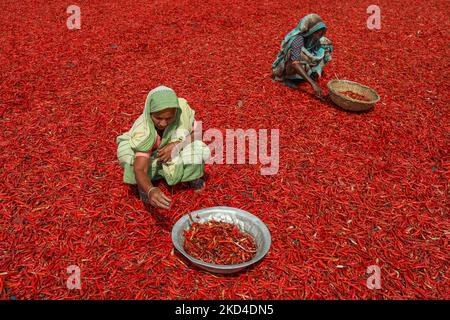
left=283, top=79, right=299, bottom=89
left=189, top=178, right=206, bottom=193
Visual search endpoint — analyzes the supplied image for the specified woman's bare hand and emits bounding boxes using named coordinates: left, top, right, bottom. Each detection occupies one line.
left=148, top=187, right=171, bottom=209
left=157, top=142, right=181, bottom=163
left=312, top=83, right=324, bottom=98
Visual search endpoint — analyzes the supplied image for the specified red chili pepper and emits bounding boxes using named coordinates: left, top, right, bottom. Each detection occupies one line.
left=184, top=221, right=257, bottom=265
left=338, top=90, right=372, bottom=102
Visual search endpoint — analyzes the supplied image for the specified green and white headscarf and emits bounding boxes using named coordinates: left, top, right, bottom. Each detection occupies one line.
left=130, top=86, right=193, bottom=152
left=116, top=86, right=195, bottom=183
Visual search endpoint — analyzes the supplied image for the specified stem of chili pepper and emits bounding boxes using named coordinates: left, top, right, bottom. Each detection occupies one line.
left=187, top=211, right=194, bottom=225
left=230, top=240, right=257, bottom=253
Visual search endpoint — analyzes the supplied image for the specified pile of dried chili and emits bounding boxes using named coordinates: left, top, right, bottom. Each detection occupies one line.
left=338, top=90, right=371, bottom=102
left=184, top=221, right=257, bottom=265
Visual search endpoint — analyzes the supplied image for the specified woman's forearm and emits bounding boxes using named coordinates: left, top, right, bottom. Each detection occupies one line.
left=293, top=63, right=317, bottom=87
left=135, top=169, right=153, bottom=193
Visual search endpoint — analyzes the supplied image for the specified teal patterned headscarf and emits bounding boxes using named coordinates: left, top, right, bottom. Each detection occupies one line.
left=272, top=13, right=327, bottom=69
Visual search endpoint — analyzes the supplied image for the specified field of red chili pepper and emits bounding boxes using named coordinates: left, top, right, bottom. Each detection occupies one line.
left=1, top=0, right=449, bottom=300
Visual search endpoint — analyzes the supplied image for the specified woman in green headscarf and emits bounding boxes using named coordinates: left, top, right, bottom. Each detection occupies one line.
left=272, top=13, right=333, bottom=98
left=116, top=86, right=210, bottom=209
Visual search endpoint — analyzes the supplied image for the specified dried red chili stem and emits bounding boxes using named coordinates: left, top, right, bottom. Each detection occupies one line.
left=229, top=240, right=257, bottom=253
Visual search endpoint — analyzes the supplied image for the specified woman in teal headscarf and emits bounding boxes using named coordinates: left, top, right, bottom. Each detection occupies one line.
left=116, top=86, right=210, bottom=209
left=272, top=13, right=333, bottom=98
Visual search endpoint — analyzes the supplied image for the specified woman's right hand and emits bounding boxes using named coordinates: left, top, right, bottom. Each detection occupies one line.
left=312, top=83, right=324, bottom=98
left=148, top=187, right=171, bottom=209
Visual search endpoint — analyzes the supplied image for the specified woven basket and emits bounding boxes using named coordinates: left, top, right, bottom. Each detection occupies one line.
left=327, top=80, right=380, bottom=112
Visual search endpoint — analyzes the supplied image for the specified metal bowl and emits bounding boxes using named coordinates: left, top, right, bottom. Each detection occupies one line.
left=327, top=79, right=380, bottom=112
left=171, top=206, right=271, bottom=274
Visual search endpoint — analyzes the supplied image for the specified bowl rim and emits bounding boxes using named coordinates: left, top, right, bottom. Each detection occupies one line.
left=327, top=79, right=380, bottom=104
left=171, top=206, right=271, bottom=271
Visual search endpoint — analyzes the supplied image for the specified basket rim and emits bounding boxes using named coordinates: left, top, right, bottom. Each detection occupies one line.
left=327, top=79, right=380, bottom=104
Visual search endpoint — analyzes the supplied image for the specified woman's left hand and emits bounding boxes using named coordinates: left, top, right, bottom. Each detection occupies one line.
left=157, top=141, right=181, bottom=163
